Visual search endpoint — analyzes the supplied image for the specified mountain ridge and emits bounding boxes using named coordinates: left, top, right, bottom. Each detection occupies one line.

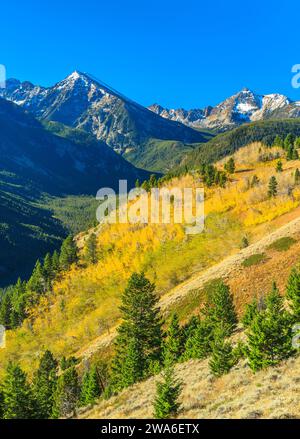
left=148, top=88, right=300, bottom=132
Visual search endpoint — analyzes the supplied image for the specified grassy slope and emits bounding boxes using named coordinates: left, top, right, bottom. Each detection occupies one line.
left=80, top=355, right=300, bottom=419
left=2, top=142, right=300, bottom=377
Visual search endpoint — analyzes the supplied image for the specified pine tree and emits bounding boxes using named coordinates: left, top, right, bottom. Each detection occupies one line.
left=164, top=314, right=184, bottom=362
left=111, top=273, right=163, bottom=392
left=284, top=133, right=295, bottom=150
left=241, top=236, right=249, bottom=248
left=242, top=297, right=258, bottom=327
left=153, top=355, right=181, bottom=419
left=209, top=326, right=235, bottom=377
left=286, top=267, right=300, bottom=322
left=53, top=366, right=80, bottom=418
left=276, top=160, right=283, bottom=173
left=268, top=176, right=278, bottom=198
left=135, top=179, right=140, bottom=188
left=33, top=350, right=58, bottom=419
left=2, top=362, right=37, bottom=419
left=293, top=148, right=299, bottom=160
left=273, top=135, right=284, bottom=148
left=205, top=282, right=238, bottom=335
left=27, top=260, right=45, bottom=294
left=79, top=365, right=101, bottom=406
left=246, top=283, right=294, bottom=372
left=85, top=233, right=98, bottom=265
left=224, top=157, right=235, bottom=174
left=0, top=292, right=12, bottom=327
left=184, top=318, right=214, bottom=360
left=295, top=168, right=300, bottom=184
left=59, top=236, right=78, bottom=271
left=287, top=145, right=294, bottom=161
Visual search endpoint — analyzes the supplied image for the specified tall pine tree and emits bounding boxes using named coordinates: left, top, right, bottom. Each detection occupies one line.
left=33, top=350, right=58, bottom=418
left=111, top=272, right=163, bottom=392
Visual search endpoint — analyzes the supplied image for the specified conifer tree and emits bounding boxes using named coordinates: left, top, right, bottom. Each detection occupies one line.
left=27, top=260, right=45, bottom=294
left=276, top=160, right=283, bottom=173
left=292, top=148, right=299, bottom=160
left=59, top=236, right=78, bottom=271
left=246, top=283, right=294, bottom=372
left=153, top=355, right=181, bottom=419
left=268, top=176, right=278, bottom=198
left=111, top=273, right=163, bottom=392
left=242, top=297, right=258, bottom=327
left=53, top=366, right=80, bottom=418
left=164, top=314, right=184, bottom=362
left=273, top=135, right=284, bottom=148
left=206, top=282, right=238, bottom=335
left=85, top=233, right=98, bottom=265
left=284, top=133, right=295, bottom=150
left=224, top=157, right=235, bottom=174
left=33, top=350, right=58, bottom=419
left=2, top=362, right=36, bottom=419
left=184, top=318, right=214, bottom=360
left=79, top=365, right=101, bottom=407
left=209, top=326, right=235, bottom=377
left=286, top=267, right=300, bottom=321
left=0, top=292, right=12, bottom=327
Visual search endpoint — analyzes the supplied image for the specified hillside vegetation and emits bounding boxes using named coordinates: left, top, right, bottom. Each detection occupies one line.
left=2, top=139, right=300, bottom=418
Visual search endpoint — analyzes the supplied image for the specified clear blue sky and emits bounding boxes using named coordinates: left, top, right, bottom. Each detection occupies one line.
left=1, top=0, right=300, bottom=108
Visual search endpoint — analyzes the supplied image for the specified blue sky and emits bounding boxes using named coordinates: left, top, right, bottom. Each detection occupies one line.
left=1, top=0, right=300, bottom=108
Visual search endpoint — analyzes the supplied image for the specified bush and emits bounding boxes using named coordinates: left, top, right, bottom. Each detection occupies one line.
left=242, top=253, right=266, bottom=267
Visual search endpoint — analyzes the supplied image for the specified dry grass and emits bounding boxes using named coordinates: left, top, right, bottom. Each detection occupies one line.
left=79, top=353, right=300, bottom=419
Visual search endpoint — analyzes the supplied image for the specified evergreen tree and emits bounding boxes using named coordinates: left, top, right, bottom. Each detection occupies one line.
left=59, top=236, right=78, bottom=271
left=27, top=260, right=45, bottom=294
left=242, top=297, right=258, bottom=327
left=43, top=253, right=53, bottom=290
left=184, top=318, right=214, bottom=360
left=0, top=292, right=12, bottom=327
left=287, top=144, right=294, bottom=161
left=2, top=362, right=36, bottom=419
left=286, top=267, right=300, bottom=321
left=295, top=168, right=300, bottom=184
left=276, top=160, right=283, bottom=173
left=241, top=236, right=249, bottom=248
left=284, top=133, right=295, bottom=150
left=246, top=283, right=294, bottom=372
left=33, top=350, right=58, bottom=419
left=164, top=314, right=184, bottom=362
left=111, top=273, right=163, bottom=392
left=224, top=157, right=235, bottom=174
left=268, top=176, right=278, bottom=198
left=273, top=135, right=284, bottom=148
left=85, top=233, right=98, bottom=265
left=53, top=366, right=80, bottom=418
left=209, top=326, right=235, bottom=377
left=79, top=365, right=101, bottom=406
left=135, top=179, right=140, bottom=188
left=293, top=148, right=299, bottom=160
left=205, top=282, right=238, bottom=335
left=153, top=355, right=181, bottom=419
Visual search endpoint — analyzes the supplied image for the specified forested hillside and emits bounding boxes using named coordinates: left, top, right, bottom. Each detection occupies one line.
left=1, top=136, right=300, bottom=418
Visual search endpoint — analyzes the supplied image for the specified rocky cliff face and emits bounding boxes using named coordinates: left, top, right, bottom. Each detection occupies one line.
left=148, top=88, right=299, bottom=132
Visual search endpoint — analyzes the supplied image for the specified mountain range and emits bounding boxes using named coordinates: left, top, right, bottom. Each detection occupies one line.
left=148, top=88, right=300, bottom=132
left=0, top=71, right=207, bottom=157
